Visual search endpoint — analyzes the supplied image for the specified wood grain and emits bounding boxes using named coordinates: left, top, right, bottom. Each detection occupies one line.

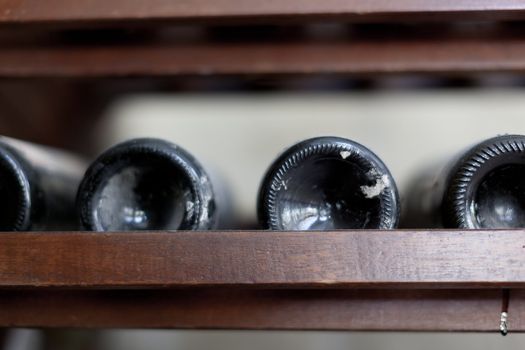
left=1, top=230, right=525, bottom=289
left=0, top=0, right=525, bottom=25
left=0, top=289, right=521, bottom=331
left=2, top=38, right=525, bottom=78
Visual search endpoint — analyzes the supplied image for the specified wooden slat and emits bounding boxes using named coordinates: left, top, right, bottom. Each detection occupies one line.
left=1, top=230, right=525, bottom=289
left=1, top=0, right=525, bottom=25
left=0, top=289, right=521, bottom=331
left=2, top=38, right=525, bottom=78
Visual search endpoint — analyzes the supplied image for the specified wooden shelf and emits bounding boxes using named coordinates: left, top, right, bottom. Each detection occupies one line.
left=1, top=230, right=524, bottom=289
left=0, top=230, right=523, bottom=331
left=2, top=9, right=525, bottom=79
left=1, top=0, right=525, bottom=26
left=1, top=289, right=522, bottom=331
left=3, top=36, right=525, bottom=78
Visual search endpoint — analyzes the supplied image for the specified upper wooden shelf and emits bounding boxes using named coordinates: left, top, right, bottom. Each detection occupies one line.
left=3, top=34, right=525, bottom=78
left=1, top=230, right=524, bottom=289
left=1, top=0, right=525, bottom=25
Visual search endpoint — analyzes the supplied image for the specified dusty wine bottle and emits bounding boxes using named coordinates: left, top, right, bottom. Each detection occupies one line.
left=0, top=136, right=85, bottom=231
left=77, top=138, right=219, bottom=231
left=404, top=134, right=525, bottom=228
left=257, top=136, right=400, bottom=230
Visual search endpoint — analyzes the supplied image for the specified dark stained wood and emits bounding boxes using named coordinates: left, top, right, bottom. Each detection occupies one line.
left=1, top=0, right=525, bottom=25
left=3, top=38, right=525, bottom=78
left=0, top=329, right=6, bottom=349
left=0, top=288, right=522, bottom=331
left=1, top=230, right=525, bottom=289
left=0, top=80, right=108, bottom=150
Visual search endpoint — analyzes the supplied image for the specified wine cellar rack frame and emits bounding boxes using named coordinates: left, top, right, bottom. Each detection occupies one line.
left=1, top=0, right=525, bottom=333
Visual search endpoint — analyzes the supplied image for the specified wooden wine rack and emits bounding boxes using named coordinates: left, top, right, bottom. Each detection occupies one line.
left=1, top=0, right=525, bottom=334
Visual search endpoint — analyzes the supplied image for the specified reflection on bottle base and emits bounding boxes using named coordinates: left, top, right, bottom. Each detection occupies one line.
left=444, top=135, right=525, bottom=229
left=77, top=138, right=217, bottom=232
left=404, top=135, right=525, bottom=229
left=258, top=137, right=399, bottom=230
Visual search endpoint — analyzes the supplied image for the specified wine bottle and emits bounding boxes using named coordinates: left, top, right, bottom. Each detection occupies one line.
left=257, top=136, right=400, bottom=230
left=77, top=138, right=219, bottom=231
left=404, top=134, right=525, bottom=228
left=0, top=136, right=85, bottom=231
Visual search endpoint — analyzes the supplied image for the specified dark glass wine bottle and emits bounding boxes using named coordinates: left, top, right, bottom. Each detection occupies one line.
left=0, top=136, right=85, bottom=231
left=404, top=134, right=525, bottom=229
left=77, top=138, right=219, bottom=231
left=257, top=136, right=400, bottom=230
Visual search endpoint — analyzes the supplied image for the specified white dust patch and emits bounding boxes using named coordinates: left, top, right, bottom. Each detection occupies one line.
left=360, top=174, right=390, bottom=199
left=340, top=151, right=351, bottom=159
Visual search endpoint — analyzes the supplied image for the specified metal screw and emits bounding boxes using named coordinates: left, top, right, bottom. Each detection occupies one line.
left=500, top=311, right=508, bottom=336
left=500, top=289, right=510, bottom=336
